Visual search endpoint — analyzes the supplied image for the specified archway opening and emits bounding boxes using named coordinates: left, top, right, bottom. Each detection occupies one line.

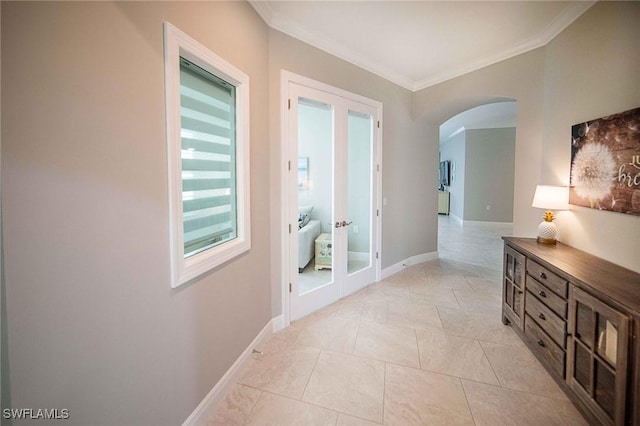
left=434, top=98, right=517, bottom=270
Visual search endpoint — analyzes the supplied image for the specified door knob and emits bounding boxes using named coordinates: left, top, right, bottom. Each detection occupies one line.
left=334, top=221, right=342, bottom=228
left=340, top=221, right=353, bottom=227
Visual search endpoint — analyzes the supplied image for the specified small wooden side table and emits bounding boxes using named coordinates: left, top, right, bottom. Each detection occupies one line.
left=314, top=233, right=332, bottom=271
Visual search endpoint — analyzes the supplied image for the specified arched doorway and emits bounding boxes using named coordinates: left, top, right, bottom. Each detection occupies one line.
left=433, top=98, right=517, bottom=272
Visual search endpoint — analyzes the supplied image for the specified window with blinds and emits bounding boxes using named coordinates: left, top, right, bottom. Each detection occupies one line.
left=164, top=22, right=250, bottom=288
left=179, top=58, right=237, bottom=258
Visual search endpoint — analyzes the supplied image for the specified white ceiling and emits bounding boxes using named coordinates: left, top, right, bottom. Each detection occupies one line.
left=439, top=101, right=517, bottom=143
left=250, top=1, right=595, bottom=92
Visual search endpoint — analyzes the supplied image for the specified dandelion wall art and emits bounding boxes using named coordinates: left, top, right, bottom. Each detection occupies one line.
left=569, top=107, right=640, bottom=215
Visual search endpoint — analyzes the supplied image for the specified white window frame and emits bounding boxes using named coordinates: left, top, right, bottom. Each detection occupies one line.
left=164, top=22, right=251, bottom=288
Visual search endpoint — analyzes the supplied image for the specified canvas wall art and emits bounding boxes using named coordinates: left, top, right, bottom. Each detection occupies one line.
left=298, top=157, right=309, bottom=190
left=570, top=107, right=640, bottom=215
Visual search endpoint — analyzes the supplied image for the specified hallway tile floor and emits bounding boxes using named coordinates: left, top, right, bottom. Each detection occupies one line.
left=208, top=217, right=587, bottom=425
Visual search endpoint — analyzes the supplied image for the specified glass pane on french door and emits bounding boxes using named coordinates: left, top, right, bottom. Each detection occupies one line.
left=347, top=110, right=373, bottom=275
left=297, top=97, right=334, bottom=295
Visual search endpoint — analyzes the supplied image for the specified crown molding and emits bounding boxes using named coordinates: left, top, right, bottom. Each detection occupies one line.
left=412, top=31, right=549, bottom=91
left=250, top=1, right=596, bottom=93
left=264, top=5, right=416, bottom=91
left=413, top=1, right=596, bottom=91
left=248, top=0, right=273, bottom=24
left=538, top=1, right=596, bottom=45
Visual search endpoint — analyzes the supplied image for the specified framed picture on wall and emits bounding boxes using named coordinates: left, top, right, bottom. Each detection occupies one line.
left=298, top=157, right=309, bottom=190
left=569, top=107, right=640, bottom=215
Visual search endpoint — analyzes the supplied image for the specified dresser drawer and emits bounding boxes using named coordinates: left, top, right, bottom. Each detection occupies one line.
left=524, top=315, right=565, bottom=379
left=526, top=275, right=567, bottom=318
left=527, top=260, right=568, bottom=298
left=525, top=290, right=567, bottom=348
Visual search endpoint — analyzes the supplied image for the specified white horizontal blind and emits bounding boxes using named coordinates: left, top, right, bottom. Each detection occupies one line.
left=179, top=58, right=237, bottom=258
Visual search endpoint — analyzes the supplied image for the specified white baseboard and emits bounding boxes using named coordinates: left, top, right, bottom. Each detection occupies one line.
left=271, top=314, right=285, bottom=333
left=450, top=214, right=463, bottom=226
left=462, top=220, right=513, bottom=226
left=381, top=251, right=438, bottom=280
left=348, top=251, right=369, bottom=262
left=445, top=214, right=512, bottom=228
left=182, top=318, right=277, bottom=426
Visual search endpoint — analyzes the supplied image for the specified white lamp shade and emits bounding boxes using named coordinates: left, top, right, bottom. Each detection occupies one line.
left=532, top=185, right=569, bottom=210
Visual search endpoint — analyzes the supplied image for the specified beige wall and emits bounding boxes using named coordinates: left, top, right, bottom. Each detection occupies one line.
left=464, top=128, right=516, bottom=222
left=440, top=131, right=466, bottom=219
left=2, top=2, right=270, bottom=424
left=413, top=48, right=546, bottom=239
left=440, top=128, right=516, bottom=223
left=0, top=1, right=7, bottom=418
left=542, top=1, right=640, bottom=272
left=268, top=29, right=438, bottom=315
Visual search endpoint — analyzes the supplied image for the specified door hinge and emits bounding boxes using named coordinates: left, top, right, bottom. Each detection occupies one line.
left=376, top=252, right=379, bottom=259
left=377, top=164, right=380, bottom=172
left=377, top=209, right=379, bottom=217
left=289, top=224, right=292, bottom=234
left=289, top=283, right=292, bottom=293
left=288, top=99, right=291, bottom=110
left=288, top=160, right=291, bottom=171
left=377, top=120, right=380, bottom=128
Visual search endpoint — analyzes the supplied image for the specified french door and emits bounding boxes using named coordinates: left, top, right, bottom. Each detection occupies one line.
left=285, top=76, right=381, bottom=321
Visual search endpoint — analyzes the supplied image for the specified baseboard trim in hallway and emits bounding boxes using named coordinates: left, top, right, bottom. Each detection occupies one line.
left=381, top=251, right=438, bottom=280
left=182, top=315, right=284, bottom=425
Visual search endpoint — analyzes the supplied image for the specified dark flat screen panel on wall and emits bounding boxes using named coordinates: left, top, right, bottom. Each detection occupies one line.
left=439, top=160, right=450, bottom=187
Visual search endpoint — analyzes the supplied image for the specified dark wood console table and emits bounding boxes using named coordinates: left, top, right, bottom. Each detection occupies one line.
left=502, top=237, right=639, bottom=426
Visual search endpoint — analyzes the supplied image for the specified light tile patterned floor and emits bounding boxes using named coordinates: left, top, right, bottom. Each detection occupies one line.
left=208, top=217, right=588, bottom=425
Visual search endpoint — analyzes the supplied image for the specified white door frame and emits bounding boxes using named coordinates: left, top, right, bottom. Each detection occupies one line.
left=280, top=70, right=382, bottom=327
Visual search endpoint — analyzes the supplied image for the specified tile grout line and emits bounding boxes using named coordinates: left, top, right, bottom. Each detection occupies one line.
left=350, top=320, right=361, bottom=354
left=256, top=373, right=386, bottom=424
left=459, top=379, right=479, bottom=426
left=435, top=305, right=446, bottom=332
left=240, top=385, right=265, bottom=426
left=478, top=338, right=505, bottom=389
left=476, top=340, right=570, bottom=401
left=299, top=347, right=323, bottom=402
left=473, top=337, right=501, bottom=385
left=382, top=359, right=505, bottom=386
left=451, top=287, right=462, bottom=308
left=414, top=328, right=422, bottom=370
left=250, top=388, right=350, bottom=424
left=382, top=361, right=387, bottom=425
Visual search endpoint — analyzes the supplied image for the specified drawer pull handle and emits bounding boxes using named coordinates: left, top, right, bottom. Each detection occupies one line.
left=538, top=313, right=546, bottom=321
left=537, top=339, right=545, bottom=347
left=538, top=290, right=547, bottom=298
left=539, top=272, right=547, bottom=280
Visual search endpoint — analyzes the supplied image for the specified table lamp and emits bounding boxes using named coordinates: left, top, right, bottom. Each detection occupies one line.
left=531, top=185, right=569, bottom=244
